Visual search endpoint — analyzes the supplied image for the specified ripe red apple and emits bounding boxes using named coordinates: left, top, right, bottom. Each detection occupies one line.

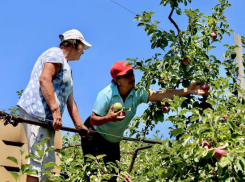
left=101, top=171, right=106, bottom=175
left=162, top=106, right=169, bottom=113
left=201, top=83, right=210, bottom=91
left=202, top=141, right=211, bottom=149
left=222, top=115, right=228, bottom=119
left=211, top=32, right=217, bottom=40
left=214, top=146, right=227, bottom=161
left=119, top=111, right=126, bottom=117
left=182, top=58, right=189, bottom=66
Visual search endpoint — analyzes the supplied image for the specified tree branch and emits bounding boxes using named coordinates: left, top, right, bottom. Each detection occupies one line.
left=168, top=5, right=181, bottom=34
left=168, top=3, right=184, bottom=52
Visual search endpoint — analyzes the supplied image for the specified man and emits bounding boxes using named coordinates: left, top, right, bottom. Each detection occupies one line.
left=82, top=61, right=208, bottom=182
left=17, top=29, right=91, bottom=182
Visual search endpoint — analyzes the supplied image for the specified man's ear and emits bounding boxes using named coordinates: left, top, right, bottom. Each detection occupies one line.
left=114, top=78, right=119, bottom=85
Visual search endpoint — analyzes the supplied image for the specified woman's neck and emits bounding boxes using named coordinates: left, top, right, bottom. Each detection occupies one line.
left=60, top=46, right=70, bottom=61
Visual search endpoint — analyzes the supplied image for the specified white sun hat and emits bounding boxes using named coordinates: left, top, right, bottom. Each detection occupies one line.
left=61, top=29, right=92, bottom=50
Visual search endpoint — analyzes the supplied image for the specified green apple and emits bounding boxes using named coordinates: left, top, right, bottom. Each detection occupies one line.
left=113, top=102, right=123, bottom=112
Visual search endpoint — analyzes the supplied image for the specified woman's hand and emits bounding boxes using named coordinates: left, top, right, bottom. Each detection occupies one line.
left=76, top=124, right=90, bottom=138
left=105, top=105, right=126, bottom=122
left=52, top=109, right=63, bottom=130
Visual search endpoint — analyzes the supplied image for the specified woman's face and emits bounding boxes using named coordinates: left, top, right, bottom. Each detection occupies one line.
left=116, top=70, right=135, bottom=90
left=68, top=43, right=84, bottom=61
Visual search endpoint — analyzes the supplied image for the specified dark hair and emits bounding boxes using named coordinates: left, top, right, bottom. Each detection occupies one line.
left=59, top=35, right=83, bottom=50
left=111, top=76, right=120, bottom=85
left=111, top=79, right=117, bottom=85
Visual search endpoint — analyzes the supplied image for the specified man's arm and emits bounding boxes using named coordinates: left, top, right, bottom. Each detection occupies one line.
left=66, top=91, right=89, bottom=136
left=90, top=105, right=125, bottom=126
left=40, top=62, right=62, bottom=130
left=148, top=82, right=208, bottom=102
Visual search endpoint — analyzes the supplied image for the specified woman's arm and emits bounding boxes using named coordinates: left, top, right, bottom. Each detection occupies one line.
left=40, top=62, right=62, bottom=130
left=66, top=91, right=89, bottom=136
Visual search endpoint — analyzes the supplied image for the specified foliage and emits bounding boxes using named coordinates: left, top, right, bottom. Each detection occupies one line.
left=7, top=90, right=23, bottom=116
left=6, top=0, right=245, bottom=181
left=125, top=0, right=245, bottom=181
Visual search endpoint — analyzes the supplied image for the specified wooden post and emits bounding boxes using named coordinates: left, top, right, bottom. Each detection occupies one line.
left=234, top=35, right=244, bottom=96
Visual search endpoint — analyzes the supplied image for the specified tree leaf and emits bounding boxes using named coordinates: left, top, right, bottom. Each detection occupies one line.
left=25, top=153, right=37, bottom=160
left=25, top=169, right=38, bottom=175
left=219, top=156, right=230, bottom=168
left=170, top=128, right=184, bottom=137
left=21, top=164, right=32, bottom=172
left=44, top=162, right=57, bottom=169
left=20, top=147, right=25, bottom=156
left=10, top=172, right=19, bottom=180
left=41, top=137, right=50, bottom=147
left=36, top=149, right=44, bottom=158
left=7, top=156, right=18, bottom=165
left=45, top=146, right=55, bottom=152
left=96, top=154, right=106, bottom=160
left=179, top=109, right=189, bottom=116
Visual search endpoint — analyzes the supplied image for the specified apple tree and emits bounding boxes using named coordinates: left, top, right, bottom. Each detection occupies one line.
left=127, top=0, right=245, bottom=181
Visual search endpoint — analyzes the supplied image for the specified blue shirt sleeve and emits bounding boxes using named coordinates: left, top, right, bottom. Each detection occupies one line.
left=93, top=92, right=110, bottom=116
left=135, top=88, right=149, bottom=106
left=44, top=48, right=64, bottom=65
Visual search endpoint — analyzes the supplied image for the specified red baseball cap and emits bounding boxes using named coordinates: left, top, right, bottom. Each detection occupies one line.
left=110, top=61, right=133, bottom=79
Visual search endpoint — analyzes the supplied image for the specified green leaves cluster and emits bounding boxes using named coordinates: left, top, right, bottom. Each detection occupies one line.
left=6, top=0, right=245, bottom=181
left=127, top=0, right=245, bottom=181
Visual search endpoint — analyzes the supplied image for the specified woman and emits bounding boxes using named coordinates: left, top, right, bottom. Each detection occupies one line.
left=17, top=29, right=91, bottom=182
left=82, top=60, right=208, bottom=181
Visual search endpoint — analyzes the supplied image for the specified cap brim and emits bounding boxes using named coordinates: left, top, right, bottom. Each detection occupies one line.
left=117, top=67, right=133, bottom=76
left=81, top=39, right=92, bottom=50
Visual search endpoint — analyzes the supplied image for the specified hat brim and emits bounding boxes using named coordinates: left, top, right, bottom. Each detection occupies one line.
left=81, top=39, right=92, bottom=50
left=117, top=67, right=133, bottom=77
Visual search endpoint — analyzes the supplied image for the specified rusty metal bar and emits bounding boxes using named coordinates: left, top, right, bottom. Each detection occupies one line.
left=128, top=145, right=153, bottom=172
left=122, top=136, right=162, bottom=145
left=0, top=111, right=93, bottom=136
left=0, top=111, right=162, bottom=145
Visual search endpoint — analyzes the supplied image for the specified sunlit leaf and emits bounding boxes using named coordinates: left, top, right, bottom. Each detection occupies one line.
left=7, top=156, right=18, bottom=165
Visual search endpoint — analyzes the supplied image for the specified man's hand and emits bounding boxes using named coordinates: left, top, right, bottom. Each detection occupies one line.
left=52, top=109, right=62, bottom=130
left=105, top=105, right=126, bottom=122
left=188, top=81, right=209, bottom=95
left=76, top=124, right=90, bottom=138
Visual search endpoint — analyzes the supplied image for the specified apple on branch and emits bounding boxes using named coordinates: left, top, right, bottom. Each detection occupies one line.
left=182, top=58, right=190, bottom=66
left=201, top=83, right=210, bottom=91
left=162, top=106, right=169, bottom=113
left=211, top=32, right=217, bottom=40
left=202, top=141, right=211, bottom=149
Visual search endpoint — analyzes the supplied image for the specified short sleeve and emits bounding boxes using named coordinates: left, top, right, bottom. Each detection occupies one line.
left=43, top=48, right=64, bottom=65
left=135, top=88, right=149, bottom=106
left=93, top=92, right=110, bottom=116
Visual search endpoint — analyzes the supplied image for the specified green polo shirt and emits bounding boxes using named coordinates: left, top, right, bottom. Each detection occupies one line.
left=93, top=84, right=149, bottom=143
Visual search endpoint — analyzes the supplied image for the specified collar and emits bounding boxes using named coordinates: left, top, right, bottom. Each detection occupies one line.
left=112, top=84, right=135, bottom=97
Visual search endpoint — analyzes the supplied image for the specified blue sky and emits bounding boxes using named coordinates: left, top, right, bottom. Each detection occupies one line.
left=0, top=0, right=244, bottom=139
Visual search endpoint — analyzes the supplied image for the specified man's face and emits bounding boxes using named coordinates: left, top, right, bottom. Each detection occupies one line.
left=116, top=70, right=135, bottom=90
